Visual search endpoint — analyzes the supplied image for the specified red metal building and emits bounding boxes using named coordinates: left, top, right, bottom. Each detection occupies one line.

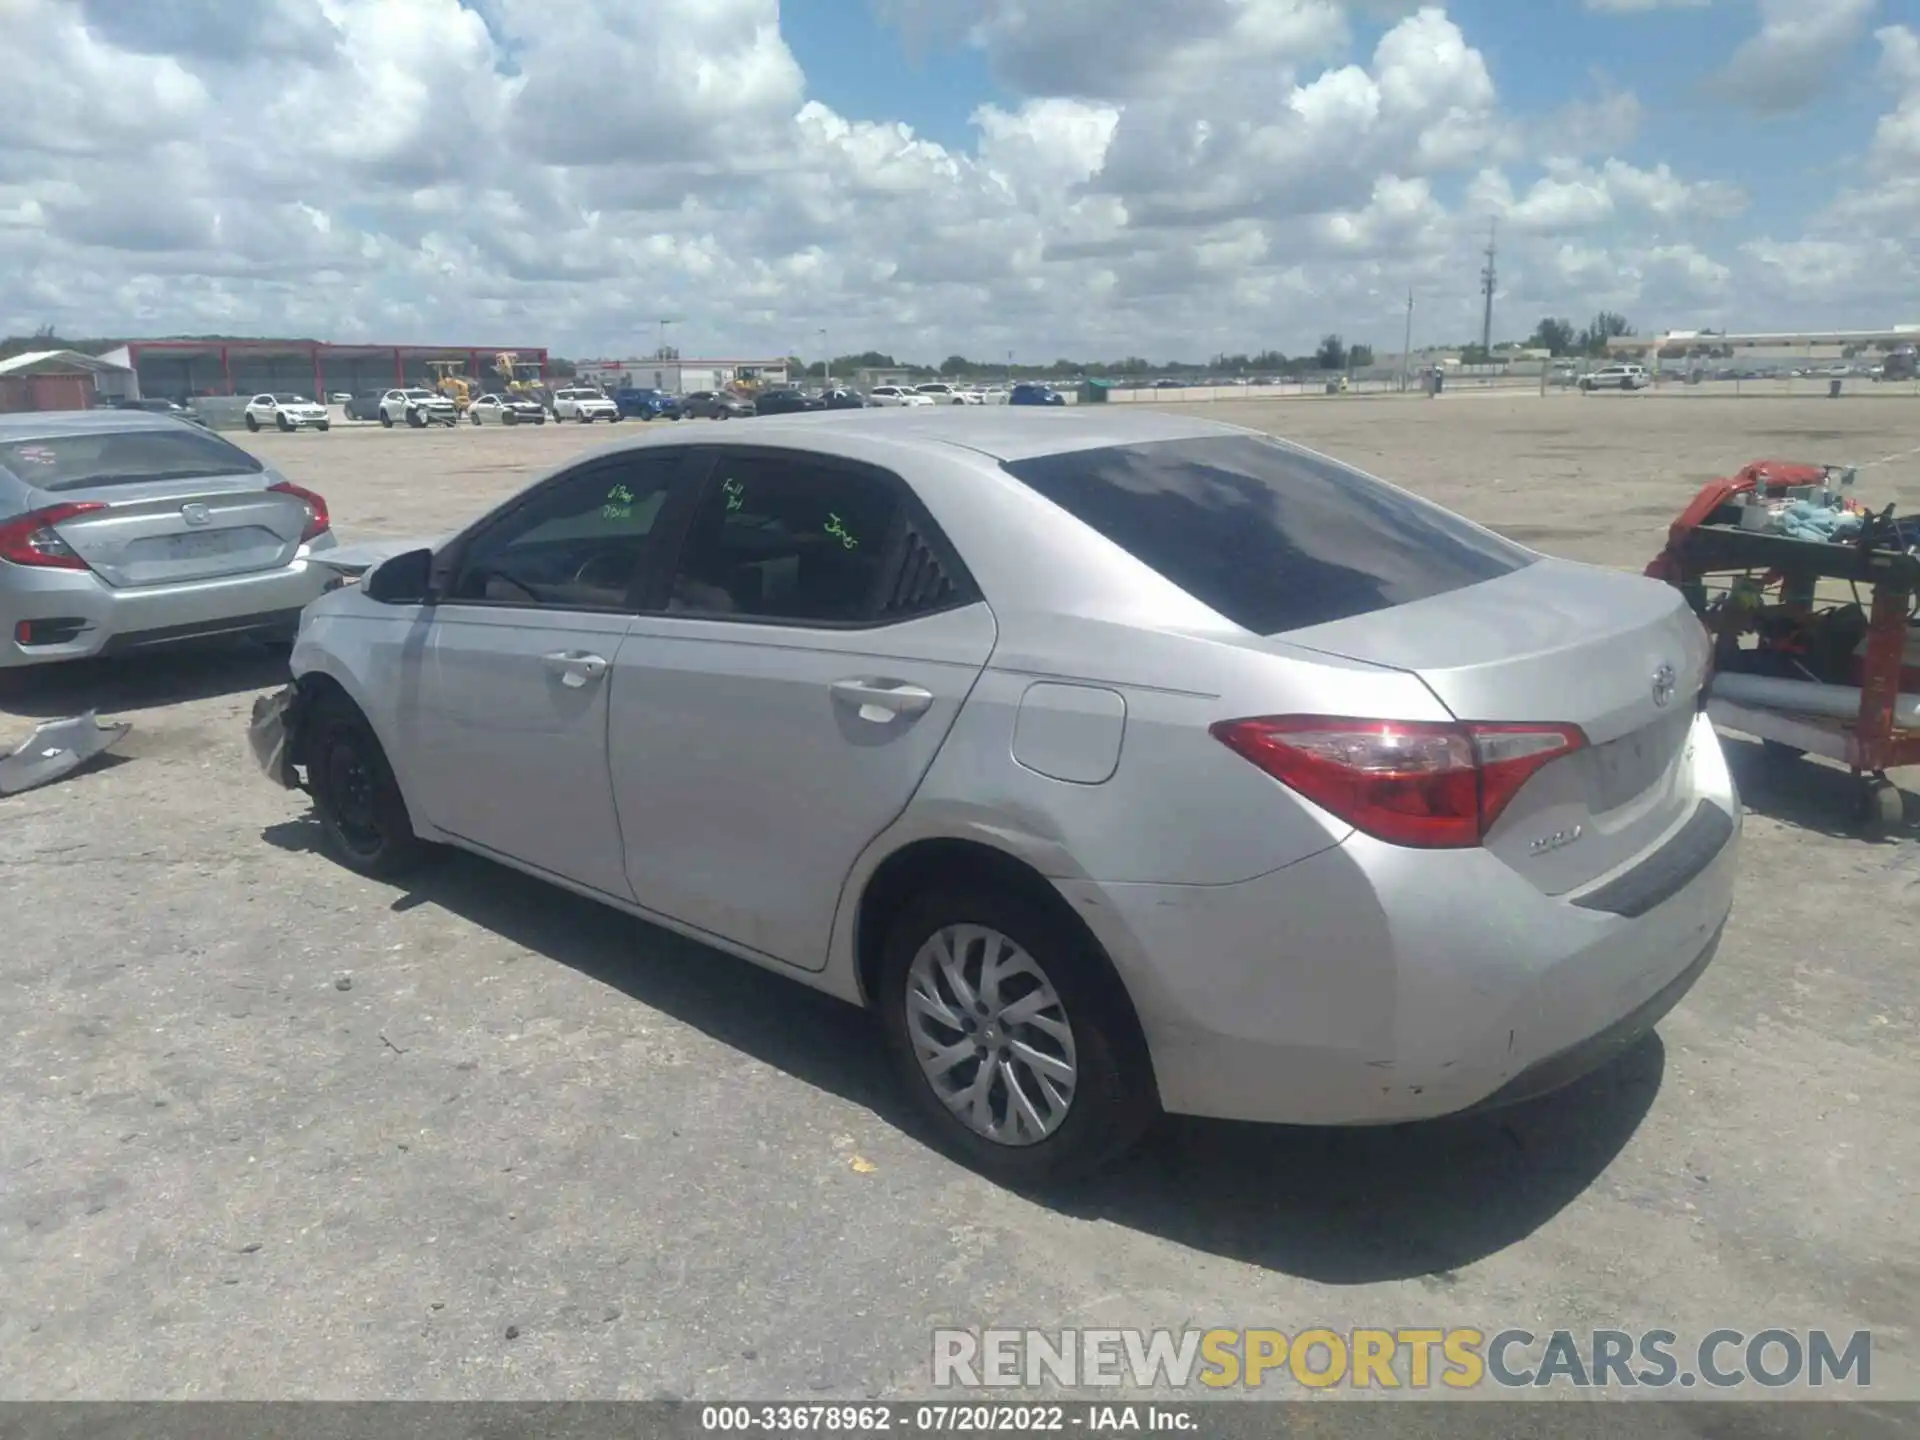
left=96, top=339, right=550, bottom=402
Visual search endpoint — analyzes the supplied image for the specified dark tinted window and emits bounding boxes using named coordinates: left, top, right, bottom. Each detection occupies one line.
left=0, top=426, right=263, bottom=490
left=1001, top=435, right=1533, bottom=634
left=668, top=455, right=902, bottom=623
left=448, top=454, right=683, bottom=610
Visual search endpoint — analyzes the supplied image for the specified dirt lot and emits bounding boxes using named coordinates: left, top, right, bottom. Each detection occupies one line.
left=2, top=393, right=1915, bottom=1405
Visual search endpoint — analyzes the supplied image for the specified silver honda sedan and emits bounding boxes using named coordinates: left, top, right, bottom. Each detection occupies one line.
left=1, top=411, right=337, bottom=668
left=253, top=408, right=1738, bottom=1183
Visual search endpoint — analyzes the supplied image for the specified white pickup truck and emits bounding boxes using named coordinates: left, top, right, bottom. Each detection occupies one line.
left=552, top=387, right=621, bottom=423
left=378, top=388, right=459, bottom=427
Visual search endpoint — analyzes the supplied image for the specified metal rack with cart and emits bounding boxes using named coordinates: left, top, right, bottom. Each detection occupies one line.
left=1645, top=460, right=1919, bottom=839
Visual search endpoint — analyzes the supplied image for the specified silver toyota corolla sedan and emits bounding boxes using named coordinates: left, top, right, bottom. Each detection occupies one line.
left=253, top=408, right=1738, bottom=1182
left=1, top=411, right=336, bottom=668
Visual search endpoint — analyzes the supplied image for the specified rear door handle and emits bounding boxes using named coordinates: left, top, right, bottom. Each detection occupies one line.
left=543, top=651, right=609, bottom=688
left=830, top=678, right=934, bottom=721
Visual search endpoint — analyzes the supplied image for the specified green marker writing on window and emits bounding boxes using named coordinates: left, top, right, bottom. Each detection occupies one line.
left=722, top=477, right=744, bottom=512
left=824, top=513, right=857, bottom=549
left=602, top=481, right=634, bottom=521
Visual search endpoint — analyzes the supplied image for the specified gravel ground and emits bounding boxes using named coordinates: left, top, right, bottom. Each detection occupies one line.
left=1, top=392, right=1914, bottom=1407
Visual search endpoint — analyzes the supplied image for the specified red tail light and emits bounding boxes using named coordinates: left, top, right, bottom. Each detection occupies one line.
left=1210, top=715, right=1587, bottom=849
left=0, top=502, right=106, bottom=570
left=268, top=480, right=330, bottom=542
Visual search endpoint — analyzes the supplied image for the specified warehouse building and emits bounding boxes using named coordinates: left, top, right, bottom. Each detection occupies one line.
left=94, top=338, right=550, bottom=403
left=571, top=357, right=788, bottom=395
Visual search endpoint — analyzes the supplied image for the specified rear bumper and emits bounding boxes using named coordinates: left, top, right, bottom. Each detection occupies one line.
left=0, top=537, right=337, bottom=668
left=1063, top=716, right=1740, bottom=1126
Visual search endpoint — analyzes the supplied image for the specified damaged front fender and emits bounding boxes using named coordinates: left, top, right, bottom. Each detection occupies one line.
left=248, top=683, right=309, bottom=790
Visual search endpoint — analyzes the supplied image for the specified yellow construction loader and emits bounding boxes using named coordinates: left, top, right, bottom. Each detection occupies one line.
left=493, top=352, right=553, bottom=411
left=425, top=360, right=474, bottom=412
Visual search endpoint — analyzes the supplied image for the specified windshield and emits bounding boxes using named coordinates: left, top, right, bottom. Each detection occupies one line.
left=0, top=427, right=266, bottom=491
left=271, top=393, right=308, bottom=404
left=401, top=389, right=435, bottom=399
left=1000, top=435, right=1534, bottom=634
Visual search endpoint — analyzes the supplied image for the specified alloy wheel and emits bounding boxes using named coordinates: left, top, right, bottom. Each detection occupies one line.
left=904, top=925, right=1077, bottom=1146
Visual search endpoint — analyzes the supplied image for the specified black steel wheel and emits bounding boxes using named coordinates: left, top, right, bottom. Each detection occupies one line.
left=307, top=692, right=430, bottom=878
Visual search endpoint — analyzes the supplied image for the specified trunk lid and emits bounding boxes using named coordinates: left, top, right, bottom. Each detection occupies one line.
left=46, top=474, right=314, bottom=587
left=1278, top=559, right=1712, bottom=893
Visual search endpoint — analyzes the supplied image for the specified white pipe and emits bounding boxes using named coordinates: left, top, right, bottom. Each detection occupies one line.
left=1710, top=671, right=1920, bottom=728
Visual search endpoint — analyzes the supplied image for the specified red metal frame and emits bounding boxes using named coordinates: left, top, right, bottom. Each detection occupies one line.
left=119, top=339, right=551, bottom=397
left=1647, top=460, right=1919, bottom=777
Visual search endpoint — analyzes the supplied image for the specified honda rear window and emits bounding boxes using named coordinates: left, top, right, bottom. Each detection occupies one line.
left=0, top=427, right=265, bottom=490
left=1000, top=435, right=1534, bottom=634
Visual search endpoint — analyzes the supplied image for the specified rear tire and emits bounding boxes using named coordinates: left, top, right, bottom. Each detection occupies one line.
left=306, top=692, right=431, bottom=879
left=877, top=885, right=1156, bottom=1187
left=380, top=412, right=394, bottom=428
left=245, top=414, right=261, bottom=431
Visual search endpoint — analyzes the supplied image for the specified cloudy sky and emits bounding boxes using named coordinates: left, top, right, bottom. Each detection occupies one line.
left=3, top=0, right=1916, bottom=364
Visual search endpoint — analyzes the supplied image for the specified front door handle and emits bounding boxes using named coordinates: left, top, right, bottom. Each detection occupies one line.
left=543, top=651, right=609, bottom=688
left=830, top=678, right=934, bottom=722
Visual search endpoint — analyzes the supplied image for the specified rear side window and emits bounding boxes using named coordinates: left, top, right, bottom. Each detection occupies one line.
left=0, top=427, right=264, bottom=490
left=668, top=455, right=904, bottom=623
left=1000, top=435, right=1533, bottom=634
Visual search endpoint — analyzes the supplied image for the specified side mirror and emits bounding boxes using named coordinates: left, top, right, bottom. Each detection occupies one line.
left=364, top=547, right=435, bottom=605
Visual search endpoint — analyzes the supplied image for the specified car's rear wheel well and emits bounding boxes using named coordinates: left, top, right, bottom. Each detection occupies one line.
left=854, top=838, right=1152, bottom=1073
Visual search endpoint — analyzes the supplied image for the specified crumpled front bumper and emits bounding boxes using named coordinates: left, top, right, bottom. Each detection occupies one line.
left=248, top=684, right=307, bottom=789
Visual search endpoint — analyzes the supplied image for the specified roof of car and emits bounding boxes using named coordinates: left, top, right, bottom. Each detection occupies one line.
left=0, top=409, right=207, bottom=439
left=547, top=403, right=1244, bottom=477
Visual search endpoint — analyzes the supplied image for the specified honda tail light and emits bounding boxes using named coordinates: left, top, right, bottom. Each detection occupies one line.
left=0, top=502, right=106, bottom=570
left=268, top=480, right=330, bottom=542
left=1210, top=715, right=1587, bottom=849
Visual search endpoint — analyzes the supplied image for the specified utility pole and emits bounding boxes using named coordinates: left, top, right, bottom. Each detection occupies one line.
left=1401, top=289, right=1414, bottom=393
left=818, top=328, right=829, bottom=388
left=1479, top=221, right=1497, bottom=356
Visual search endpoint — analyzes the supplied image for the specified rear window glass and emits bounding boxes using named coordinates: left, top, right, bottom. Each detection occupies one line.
left=0, top=427, right=264, bottom=491
left=1000, top=435, right=1533, bottom=634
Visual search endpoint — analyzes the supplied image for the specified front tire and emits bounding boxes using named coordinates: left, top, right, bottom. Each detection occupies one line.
left=277, top=414, right=293, bottom=431
left=407, top=408, right=426, bottom=428
left=306, top=692, right=431, bottom=879
left=317, top=421, right=330, bottom=431
left=878, top=886, right=1155, bottom=1186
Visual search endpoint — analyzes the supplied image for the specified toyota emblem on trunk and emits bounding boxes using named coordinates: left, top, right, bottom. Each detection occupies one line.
left=1651, top=662, right=1677, bottom=708
left=181, top=503, right=212, bottom=527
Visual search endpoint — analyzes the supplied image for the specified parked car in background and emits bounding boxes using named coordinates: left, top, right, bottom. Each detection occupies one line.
left=327, top=393, right=353, bottom=405
left=754, top=388, right=826, bottom=416
left=378, top=388, right=459, bottom=428
left=914, top=382, right=975, bottom=406
left=342, top=392, right=387, bottom=422
left=256, top=408, right=1735, bottom=1184
left=244, top=393, right=330, bottom=432
left=1579, top=364, right=1649, bottom=392
left=552, top=387, right=621, bottom=423
left=1, top=410, right=335, bottom=669
left=468, top=393, right=548, bottom=426
left=111, top=397, right=210, bottom=429
left=980, top=386, right=1010, bottom=404
left=869, top=385, right=934, bottom=408
left=1009, top=382, right=1066, bottom=406
left=614, top=388, right=683, bottom=421
left=823, top=388, right=870, bottom=410
left=681, top=390, right=756, bottom=420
